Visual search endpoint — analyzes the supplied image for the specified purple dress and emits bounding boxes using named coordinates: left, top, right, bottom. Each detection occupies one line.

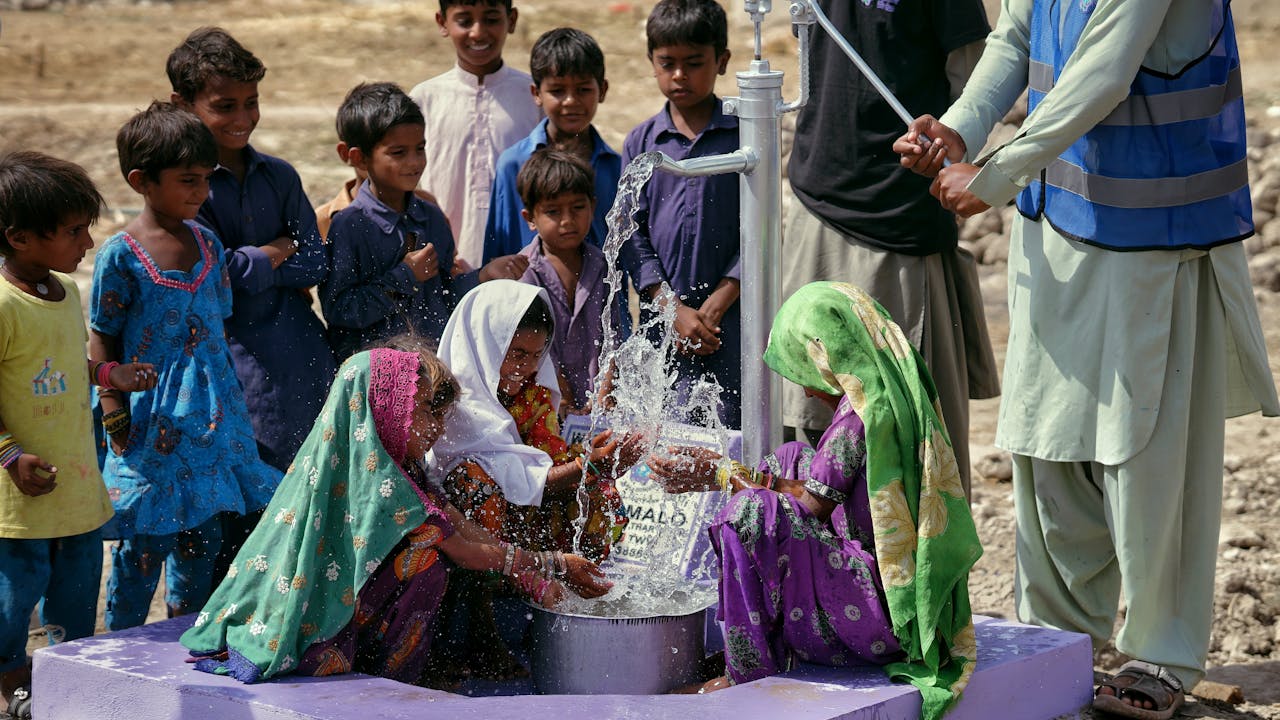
left=709, top=398, right=901, bottom=683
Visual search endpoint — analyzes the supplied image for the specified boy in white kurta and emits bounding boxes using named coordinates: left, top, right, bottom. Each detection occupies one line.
left=409, top=0, right=542, bottom=268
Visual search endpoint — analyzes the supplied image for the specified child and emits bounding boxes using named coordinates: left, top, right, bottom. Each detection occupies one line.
left=90, top=103, right=282, bottom=632
left=512, top=148, right=622, bottom=416
left=648, top=282, right=981, bottom=720
left=168, top=27, right=337, bottom=581
left=482, top=27, right=621, bottom=263
left=181, top=346, right=611, bottom=684
left=314, top=126, right=443, bottom=243
left=431, top=282, right=640, bottom=677
left=0, top=151, right=156, bottom=716
left=320, top=82, right=530, bottom=360
left=409, top=0, right=543, bottom=268
left=624, top=0, right=742, bottom=429
left=434, top=281, right=643, bottom=563
left=168, top=27, right=337, bottom=476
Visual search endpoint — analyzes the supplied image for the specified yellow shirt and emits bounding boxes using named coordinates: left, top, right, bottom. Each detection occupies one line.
left=0, top=273, right=113, bottom=538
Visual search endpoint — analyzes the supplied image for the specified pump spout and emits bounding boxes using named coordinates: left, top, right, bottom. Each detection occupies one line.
left=652, top=149, right=758, bottom=178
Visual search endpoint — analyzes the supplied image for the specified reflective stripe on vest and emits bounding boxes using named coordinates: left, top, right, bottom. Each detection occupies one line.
left=1014, top=0, right=1254, bottom=250
left=1029, top=61, right=1244, bottom=128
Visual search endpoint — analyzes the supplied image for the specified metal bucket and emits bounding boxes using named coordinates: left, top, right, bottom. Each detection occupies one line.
left=527, top=603, right=709, bottom=695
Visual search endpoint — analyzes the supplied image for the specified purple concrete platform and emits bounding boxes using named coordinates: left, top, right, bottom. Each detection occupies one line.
left=32, top=614, right=1092, bottom=719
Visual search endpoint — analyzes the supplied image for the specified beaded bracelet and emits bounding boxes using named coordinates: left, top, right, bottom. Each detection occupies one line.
left=0, top=432, right=23, bottom=469
left=94, top=361, right=120, bottom=390
left=102, top=408, right=131, bottom=436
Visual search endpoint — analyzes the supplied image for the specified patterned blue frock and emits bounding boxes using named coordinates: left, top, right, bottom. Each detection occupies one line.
left=90, top=223, right=281, bottom=539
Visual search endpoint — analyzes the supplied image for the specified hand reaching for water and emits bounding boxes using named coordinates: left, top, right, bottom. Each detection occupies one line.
left=587, top=429, right=648, bottom=479
left=645, top=445, right=722, bottom=494
left=562, top=554, right=612, bottom=598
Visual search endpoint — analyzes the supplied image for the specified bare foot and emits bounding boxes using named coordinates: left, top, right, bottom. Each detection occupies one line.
left=698, top=675, right=731, bottom=694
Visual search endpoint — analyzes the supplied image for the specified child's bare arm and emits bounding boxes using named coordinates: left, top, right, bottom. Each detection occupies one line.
left=89, top=330, right=134, bottom=455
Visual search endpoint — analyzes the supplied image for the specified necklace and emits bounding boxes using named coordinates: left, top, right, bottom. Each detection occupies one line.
left=0, top=263, right=52, bottom=297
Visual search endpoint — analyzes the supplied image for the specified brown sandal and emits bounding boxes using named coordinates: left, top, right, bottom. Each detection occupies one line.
left=1093, top=661, right=1185, bottom=720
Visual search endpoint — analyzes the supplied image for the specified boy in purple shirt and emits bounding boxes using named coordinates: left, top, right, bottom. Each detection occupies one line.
left=624, top=0, right=741, bottom=428
left=168, top=27, right=338, bottom=579
left=514, top=149, right=623, bottom=417
left=321, top=83, right=528, bottom=360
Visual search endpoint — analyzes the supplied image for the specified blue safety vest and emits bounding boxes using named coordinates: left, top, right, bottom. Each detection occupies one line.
left=1014, top=0, right=1253, bottom=250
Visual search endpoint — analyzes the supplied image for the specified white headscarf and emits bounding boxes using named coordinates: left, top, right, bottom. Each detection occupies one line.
left=429, top=280, right=562, bottom=506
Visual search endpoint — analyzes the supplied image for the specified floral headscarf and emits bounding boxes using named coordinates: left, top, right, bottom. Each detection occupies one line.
left=181, top=349, right=450, bottom=682
left=763, top=282, right=982, bottom=720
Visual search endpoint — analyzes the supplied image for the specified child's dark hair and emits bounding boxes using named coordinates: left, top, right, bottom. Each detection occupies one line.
left=646, top=0, right=729, bottom=57
left=517, top=294, right=555, bottom=336
left=530, top=28, right=606, bottom=88
left=335, top=82, right=425, bottom=155
left=516, top=148, right=595, bottom=213
left=439, top=0, right=512, bottom=13
left=0, top=151, right=102, bottom=256
left=166, top=27, right=266, bottom=103
left=117, top=102, right=219, bottom=183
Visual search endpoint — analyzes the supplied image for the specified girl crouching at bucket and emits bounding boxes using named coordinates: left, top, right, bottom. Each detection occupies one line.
left=649, top=282, right=982, bottom=720
left=179, top=347, right=611, bottom=683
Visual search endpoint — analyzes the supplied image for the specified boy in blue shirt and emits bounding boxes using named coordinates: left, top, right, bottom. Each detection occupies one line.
left=483, top=27, right=621, bottom=264
left=167, top=27, right=338, bottom=579
left=624, top=0, right=742, bottom=429
left=321, top=82, right=529, bottom=360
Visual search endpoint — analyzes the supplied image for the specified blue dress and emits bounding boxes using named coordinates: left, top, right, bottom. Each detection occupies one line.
left=90, top=224, right=282, bottom=539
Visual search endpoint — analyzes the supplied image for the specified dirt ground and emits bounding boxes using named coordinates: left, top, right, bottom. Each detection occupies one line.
left=3, top=0, right=1280, bottom=717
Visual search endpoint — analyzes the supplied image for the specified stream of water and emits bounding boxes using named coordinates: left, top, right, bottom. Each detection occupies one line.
left=557, top=152, right=729, bottom=618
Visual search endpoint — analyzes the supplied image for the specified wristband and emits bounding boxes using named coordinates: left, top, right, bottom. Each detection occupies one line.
left=0, top=433, right=23, bottom=469
left=502, top=542, right=517, bottom=577
left=102, top=407, right=131, bottom=436
left=95, top=361, right=120, bottom=390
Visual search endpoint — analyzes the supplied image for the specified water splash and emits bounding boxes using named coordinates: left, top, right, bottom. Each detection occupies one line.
left=558, top=152, right=729, bottom=618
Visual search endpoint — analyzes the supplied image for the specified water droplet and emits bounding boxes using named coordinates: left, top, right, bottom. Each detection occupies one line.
left=671, top=647, right=679, bottom=654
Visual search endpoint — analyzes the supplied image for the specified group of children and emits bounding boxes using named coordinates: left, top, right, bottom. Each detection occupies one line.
left=0, top=0, right=745, bottom=712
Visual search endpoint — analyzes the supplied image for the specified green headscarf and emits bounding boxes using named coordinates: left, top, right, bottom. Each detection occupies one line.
left=181, top=349, right=444, bottom=682
left=763, top=282, right=982, bottom=720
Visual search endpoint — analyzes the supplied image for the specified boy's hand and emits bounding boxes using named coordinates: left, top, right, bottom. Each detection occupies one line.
left=893, top=115, right=966, bottom=178
left=698, top=279, right=740, bottom=331
left=109, top=362, right=158, bottom=392
left=403, top=243, right=440, bottom=282
left=7, top=454, right=57, bottom=496
left=261, top=236, right=299, bottom=270
left=931, top=163, right=990, bottom=218
left=673, top=303, right=720, bottom=355
left=479, top=253, right=530, bottom=282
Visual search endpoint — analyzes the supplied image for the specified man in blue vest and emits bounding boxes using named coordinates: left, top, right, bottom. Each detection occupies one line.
left=893, top=0, right=1278, bottom=717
